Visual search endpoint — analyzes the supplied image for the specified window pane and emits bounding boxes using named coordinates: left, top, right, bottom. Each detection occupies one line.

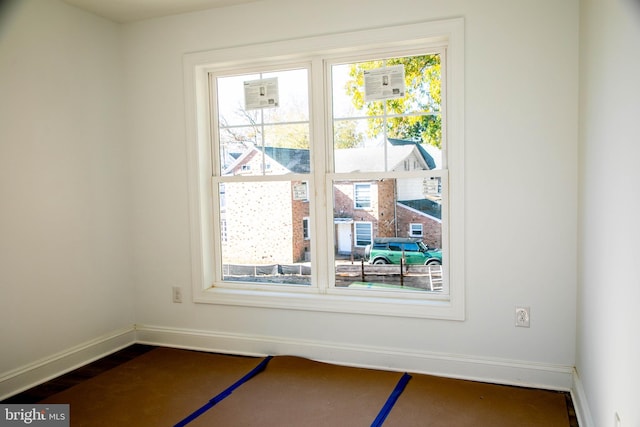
left=220, top=126, right=311, bottom=176
left=263, top=123, right=310, bottom=150
left=219, top=181, right=311, bottom=286
left=217, top=74, right=260, bottom=127
left=332, top=63, right=371, bottom=119
left=262, top=69, right=309, bottom=123
left=220, top=127, right=262, bottom=175
left=333, top=178, right=443, bottom=292
left=334, top=137, right=441, bottom=173
left=387, top=114, right=442, bottom=150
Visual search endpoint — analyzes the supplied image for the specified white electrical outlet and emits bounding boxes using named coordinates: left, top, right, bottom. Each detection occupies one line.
left=172, top=286, right=183, bottom=303
left=515, top=306, right=530, bottom=327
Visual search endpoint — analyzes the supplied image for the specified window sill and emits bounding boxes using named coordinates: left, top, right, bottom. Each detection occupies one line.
left=193, top=285, right=464, bottom=320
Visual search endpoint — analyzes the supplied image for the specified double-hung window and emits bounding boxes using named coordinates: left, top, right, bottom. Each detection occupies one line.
left=184, top=18, right=464, bottom=319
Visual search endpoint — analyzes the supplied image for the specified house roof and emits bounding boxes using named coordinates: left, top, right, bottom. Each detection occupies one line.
left=387, top=138, right=441, bottom=169
left=333, top=144, right=420, bottom=172
left=397, top=198, right=442, bottom=220
left=263, top=147, right=310, bottom=174
left=222, top=145, right=310, bottom=175
left=224, top=139, right=440, bottom=174
left=334, top=139, right=441, bottom=172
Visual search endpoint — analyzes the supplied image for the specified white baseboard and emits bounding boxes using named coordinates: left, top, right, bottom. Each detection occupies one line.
left=571, top=368, right=594, bottom=427
left=0, top=325, right=136, bottom=401
left=1, top=324, right=581, bottom=404
left=136, top=324, right=574, bottom=391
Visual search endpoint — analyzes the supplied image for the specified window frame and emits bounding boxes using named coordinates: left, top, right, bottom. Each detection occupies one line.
left=184, top=18, right=465, bottom=320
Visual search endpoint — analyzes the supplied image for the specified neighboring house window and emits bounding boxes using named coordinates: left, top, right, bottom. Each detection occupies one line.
left=219, top=183, right=226, bottom=211
left=184, top=18, right=464, bottom=319
left=354, top=183, right=371, bottom=209
left=354, top=222, right=372, bottom=247
left=303, top=217, right=310, bottom=240
left=294, top=181, right=309, bottom=202
left=221, top=218, right=228, bottom=242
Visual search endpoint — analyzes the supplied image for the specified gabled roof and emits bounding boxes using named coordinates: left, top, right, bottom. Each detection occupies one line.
left=388, top=138, right=441, bottom=169
left=223, top=139, right=441, bottom=174
left=222, top=146, right=310, bottom=175
left=397, top=198, right=442, bottom=220
left=263, top=147, right=310, bottom=174
left=333, top=144, right=420, bottom=172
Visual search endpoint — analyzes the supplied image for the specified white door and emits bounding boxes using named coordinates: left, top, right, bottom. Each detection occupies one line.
left=337, top=223, right=352, bottom=254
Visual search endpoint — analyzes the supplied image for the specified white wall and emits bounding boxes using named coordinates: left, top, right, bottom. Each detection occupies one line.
left=578, top=0, right=640, bottom=425
left=124, top=0, right=579, bottom=381
left=0, top=0, right=133, bottom=376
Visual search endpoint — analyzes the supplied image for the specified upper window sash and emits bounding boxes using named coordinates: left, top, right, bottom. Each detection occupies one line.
left=209, top=64, right=313, bottom=178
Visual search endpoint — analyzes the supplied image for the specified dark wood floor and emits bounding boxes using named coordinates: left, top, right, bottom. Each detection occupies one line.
left=2, top=344, right=578, bottom=426
left=2, top=344, right=156, bottom=404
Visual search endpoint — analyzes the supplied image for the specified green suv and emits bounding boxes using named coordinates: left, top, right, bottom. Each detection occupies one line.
left=364, top=237, right=442, bottom=265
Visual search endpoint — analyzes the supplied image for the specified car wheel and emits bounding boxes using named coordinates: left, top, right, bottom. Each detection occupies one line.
left=425, top=259, right=441, bottom=265
left=373, top=258, right=388, bottom=264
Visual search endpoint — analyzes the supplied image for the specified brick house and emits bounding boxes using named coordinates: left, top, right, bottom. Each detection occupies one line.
left=333, top=139, right=442, bottom=257
left=222, top=140, right=441, bottom=264
left=221, top=146, right=310, bottom=264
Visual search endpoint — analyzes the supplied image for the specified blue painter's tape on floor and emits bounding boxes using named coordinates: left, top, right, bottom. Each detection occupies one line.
left=371, top=372, right=412, bottom=427
left=174, top=355, right=273, bottom=427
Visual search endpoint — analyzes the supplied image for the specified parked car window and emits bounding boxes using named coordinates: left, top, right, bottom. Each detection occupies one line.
left=403, top=243, right=420, bottom=252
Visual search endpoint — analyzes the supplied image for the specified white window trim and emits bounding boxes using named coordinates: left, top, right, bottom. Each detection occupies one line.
left=183, top=18, right=465, bottom=320
left=410, top=223, right=424, bottom=237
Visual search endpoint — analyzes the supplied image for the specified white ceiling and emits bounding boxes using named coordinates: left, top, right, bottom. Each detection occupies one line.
left=62, top=0, right=263, bottom=23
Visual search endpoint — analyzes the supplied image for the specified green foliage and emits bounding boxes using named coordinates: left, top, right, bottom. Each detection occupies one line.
left=266, top=124, right=309, bottom=149
left=334, top=120, right=364, bottom=149
left=344, top=54, right=442, bottom=148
